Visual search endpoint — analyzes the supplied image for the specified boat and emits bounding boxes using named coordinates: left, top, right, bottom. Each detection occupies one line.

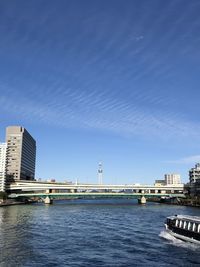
left=165, top=215, right=200, bottom=244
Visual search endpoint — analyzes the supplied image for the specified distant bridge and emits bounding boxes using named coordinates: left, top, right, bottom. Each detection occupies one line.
left=7, top=180, right=185, bottom=203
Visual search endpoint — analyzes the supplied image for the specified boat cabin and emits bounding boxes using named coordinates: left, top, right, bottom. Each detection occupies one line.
left=166, top=215, right=200, bottom=242
left=166, top=215, right=200, bottom=233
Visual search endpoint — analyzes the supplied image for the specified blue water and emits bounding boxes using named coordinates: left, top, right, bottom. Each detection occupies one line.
left=0, top=199, right=200, bottom=267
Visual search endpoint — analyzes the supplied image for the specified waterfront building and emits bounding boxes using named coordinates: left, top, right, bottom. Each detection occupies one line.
left=189, top=163, right=200, bottom=184
left=189, top=163, right=200, bottom=197
left=6, top=126, right=36, bottom=181
left=164, top=174, right=181, bottom=185
left=0, top=143, right=7, bottom=191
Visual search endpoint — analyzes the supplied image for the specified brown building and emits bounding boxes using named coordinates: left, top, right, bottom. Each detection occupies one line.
left=6, top=126, right=36, bottom=181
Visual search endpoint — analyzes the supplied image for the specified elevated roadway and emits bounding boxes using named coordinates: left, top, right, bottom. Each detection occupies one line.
left=7, top=180, right=185, bottom=204
left=8, top=180, right=184, bottom=192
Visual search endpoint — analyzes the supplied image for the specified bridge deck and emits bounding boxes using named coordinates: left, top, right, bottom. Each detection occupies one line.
left=9, top=192, right=185, bottom=198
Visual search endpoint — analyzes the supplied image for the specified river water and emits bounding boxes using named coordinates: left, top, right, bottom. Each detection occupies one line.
left=0, top=199, right=200, bottom=267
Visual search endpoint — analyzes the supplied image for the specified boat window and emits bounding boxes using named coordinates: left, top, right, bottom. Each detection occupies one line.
left=179, top=220, right=183, bottom=228
left=193, top=223, right=197, bottom=232
left=175, top=220, right=178, bottom=227
left=183, top=221, right=187, bottom=229
left=197, top=224, right=200, bottom=233
left=188, top=222, right=192, bottom=231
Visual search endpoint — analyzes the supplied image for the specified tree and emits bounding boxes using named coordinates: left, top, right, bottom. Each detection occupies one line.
left=0, top=191, right=7, bottom=201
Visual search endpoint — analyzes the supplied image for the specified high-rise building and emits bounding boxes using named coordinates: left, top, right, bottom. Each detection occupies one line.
left=164, top=173, right=181, bottom=185
left=0, top=143, right=7, bottom=191
left=6, top=126, right=36, bottom=181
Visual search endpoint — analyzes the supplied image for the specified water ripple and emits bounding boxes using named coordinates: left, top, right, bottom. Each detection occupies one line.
left=0, top=200, right=200, bottom=267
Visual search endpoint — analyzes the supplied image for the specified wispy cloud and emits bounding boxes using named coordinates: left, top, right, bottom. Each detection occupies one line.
left=135, top=35, right=144, bottom=41
left=0, top=0, right=200, bottom=140
left=166, top=155, right=200, bottom=165
left=1, top=79, right=200, bottom=140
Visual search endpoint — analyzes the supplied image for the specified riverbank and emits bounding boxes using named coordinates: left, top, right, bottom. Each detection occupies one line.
left=148, top=197, right=200, bottom=207
left=0, top=199, right=36, bottom=207
left=0, top=201, right=25, bottom=207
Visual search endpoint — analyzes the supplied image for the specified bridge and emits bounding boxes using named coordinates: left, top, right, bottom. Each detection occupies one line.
left=7, top=180, right=185, bottom=204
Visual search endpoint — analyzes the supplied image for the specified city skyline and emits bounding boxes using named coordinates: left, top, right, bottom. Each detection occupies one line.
left=1, top=0, right=200, bottom=183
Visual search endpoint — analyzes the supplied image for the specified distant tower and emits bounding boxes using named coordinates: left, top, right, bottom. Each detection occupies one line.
left=98, top=162, right=103, bottom=184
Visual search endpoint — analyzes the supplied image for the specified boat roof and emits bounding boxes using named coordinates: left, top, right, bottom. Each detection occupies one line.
left=167, top=215, right=200, bottom=223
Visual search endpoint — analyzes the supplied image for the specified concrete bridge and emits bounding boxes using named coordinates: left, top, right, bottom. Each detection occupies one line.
left=7, top=180, right=185, bottom=204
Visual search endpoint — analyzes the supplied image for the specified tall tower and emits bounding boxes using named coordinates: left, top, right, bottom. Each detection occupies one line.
left=6, top=126, right=36, bottom=181
left=98, top=162, right=103, bottom=184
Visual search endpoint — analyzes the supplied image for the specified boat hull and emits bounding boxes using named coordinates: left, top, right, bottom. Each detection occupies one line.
left=165, top=224, right=200, bottom=245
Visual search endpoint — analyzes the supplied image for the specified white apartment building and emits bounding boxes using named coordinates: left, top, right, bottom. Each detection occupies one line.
left=164, top=173, right=181, bottom=185
left=0, top=143, right=7, bottom=192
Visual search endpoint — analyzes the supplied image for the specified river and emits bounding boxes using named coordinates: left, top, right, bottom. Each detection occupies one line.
left=0, top=199, right=200, bottom=266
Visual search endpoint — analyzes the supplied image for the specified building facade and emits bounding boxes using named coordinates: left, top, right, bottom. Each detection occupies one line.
left=189, top=163, right=200, bottom=184
left=164, top=174, right=181, bottom=185
left=0, top=143, right=7, bottom=191
left=6, top=126, right=36, bottom=181
left=189, top=163, right=200, bottom=196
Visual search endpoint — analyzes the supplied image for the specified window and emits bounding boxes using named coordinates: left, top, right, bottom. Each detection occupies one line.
left=193, top=223, right=197, bottom=232
left=188, top=222, right=192, bottom=231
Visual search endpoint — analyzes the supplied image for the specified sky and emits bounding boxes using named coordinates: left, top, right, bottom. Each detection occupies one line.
left=0, top=0, right=200, bottom=184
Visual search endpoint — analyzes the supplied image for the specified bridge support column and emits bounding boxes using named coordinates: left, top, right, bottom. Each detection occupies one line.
left=70, top=189, right=77, bottom=193
left=44, top=196, right=53, bottom=204
left=46, top=189, right=52, bottom=194
left=138, top=196, right=146, bottom=204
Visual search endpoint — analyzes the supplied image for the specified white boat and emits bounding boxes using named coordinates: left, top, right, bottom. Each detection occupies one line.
left=165, top=215, right=200, bottom=244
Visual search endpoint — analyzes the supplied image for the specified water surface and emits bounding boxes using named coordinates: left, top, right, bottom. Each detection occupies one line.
left=0, top=199, right=200, bottom=266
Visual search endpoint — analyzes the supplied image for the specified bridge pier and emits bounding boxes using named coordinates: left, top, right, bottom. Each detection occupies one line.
left=46, top=189, right=52, bottom=194
left=70, top=189, right=77, bottom=193
left=138, top=196, right=146, bottom=204
left=44, top=196, right=53, bottom=204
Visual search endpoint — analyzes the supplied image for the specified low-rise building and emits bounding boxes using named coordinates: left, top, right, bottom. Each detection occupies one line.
left=189, top=163, right=200, bottom=197
left=189, top=163, right=200, bottom=184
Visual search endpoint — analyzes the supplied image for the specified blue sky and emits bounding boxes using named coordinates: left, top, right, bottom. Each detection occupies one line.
left=0, top=0, right=200, bottom=184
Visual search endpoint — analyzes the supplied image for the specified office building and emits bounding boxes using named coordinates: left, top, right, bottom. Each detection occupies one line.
left=0, top=143, right=7, bottom=191
left=164, top=173, right=181, bottom=185
left=6, top=126, right=36, bottom=181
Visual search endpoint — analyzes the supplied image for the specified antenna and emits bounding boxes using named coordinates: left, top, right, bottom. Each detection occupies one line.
left=98, top=162, right=103, bottom=185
